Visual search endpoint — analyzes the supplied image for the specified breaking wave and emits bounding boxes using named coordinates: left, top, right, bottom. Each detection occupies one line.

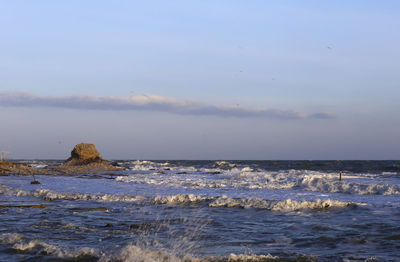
left=152, top=194, right=214, bottom=205
left=0, top=233, right=285, bottom=262
left=101, top=244, right=283, bottom=262
left=0, top=233, right=98, bottom=260
left=209, top=196, right=357, bottom=211
left=0, top=183, right=146, bottom=202
left=0, top=184, right=359, bottom=211
left=212, top=161, right=238, bottom=169
left=117, top=168, right=400, bottom=195
left=296, top=176, right=400, bottom=195
left=99, top=243, right=197, bottom=262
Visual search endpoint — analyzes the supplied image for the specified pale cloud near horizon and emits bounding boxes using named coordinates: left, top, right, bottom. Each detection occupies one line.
left=0, top=91, right=334, bottom=119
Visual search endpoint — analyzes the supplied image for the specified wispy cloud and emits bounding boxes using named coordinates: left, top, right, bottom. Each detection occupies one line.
left=0, top=91, right=334, bottom=120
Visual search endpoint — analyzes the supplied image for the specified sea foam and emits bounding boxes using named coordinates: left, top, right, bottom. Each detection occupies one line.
left=0, top=233, right=98, bottom=260
left=209, top=196, right=356, bottom=211
left=1, top=233, right=283, bottom=262
left=0, top=183, right=359, bottom=211
left=117, top=168, right=400, bottom=195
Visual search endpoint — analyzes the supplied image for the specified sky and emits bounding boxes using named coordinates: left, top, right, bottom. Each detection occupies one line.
left=0, top=0, right=399, bottom=160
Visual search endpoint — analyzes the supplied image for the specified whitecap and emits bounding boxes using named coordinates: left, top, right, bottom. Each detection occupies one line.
left=209, top=196, right=358, bottom=211
left=152, top=194, right=214, bottom=205
left=0, top=233, right=99, bottom=259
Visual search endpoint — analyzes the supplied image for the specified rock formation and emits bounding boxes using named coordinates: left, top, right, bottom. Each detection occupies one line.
left=0, top=143, right=121, bottom=175
left=64, top=143, right=105, bottom=166
left=55, top=142, right=120, bottom=172
left=0, top=161, right=37, bottom=175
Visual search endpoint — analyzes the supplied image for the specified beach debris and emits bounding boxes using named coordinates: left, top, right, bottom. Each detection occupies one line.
left=30, top=173, right=40, bottom=184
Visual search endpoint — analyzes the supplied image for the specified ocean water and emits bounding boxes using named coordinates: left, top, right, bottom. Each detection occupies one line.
left=1, top=160, right=400, bottom=262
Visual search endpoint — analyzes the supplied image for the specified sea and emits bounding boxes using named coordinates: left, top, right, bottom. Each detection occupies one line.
left=1, top=160, right=400, bottom=262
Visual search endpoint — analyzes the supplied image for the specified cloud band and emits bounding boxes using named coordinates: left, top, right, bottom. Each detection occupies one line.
left=0, top=91, right=333, bottom=119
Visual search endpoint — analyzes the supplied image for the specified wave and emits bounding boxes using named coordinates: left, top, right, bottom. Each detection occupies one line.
left=297, top=176, right=400, bottom=195
left=117, top=168, right=400, bottom=195
left=212, top=161, right=238, bottom=169
left=100, top=243, right=198, bottom=262
left=102, top=244, right=284, bottom=262
left=152, top=194, right=214, bottom=205
left=0, top=233, right=98, bottom=260
left=0, top=184, right=359, bottom=212
left=0, top=183, right=146, bottom=202
left=148, top=194, right=358, bottom=212
left=129, top=160, right=173, bottom=171
left=2, top=232, right=377, bottom=262
left=1, top=184, right=214, bottom=205
left=0, top=233, right=24, bottom=245
left=209, top=196, right=357, bottom=211
left=1, top=233, right=285, bottom=262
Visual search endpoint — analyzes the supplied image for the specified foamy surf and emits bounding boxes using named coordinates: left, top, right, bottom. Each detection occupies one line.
left=152, top=194, right=214, bottom=205
left=209, top=196, right=357, bottom=211
left=0, top=233, right=285, bottom=262
left=101, top=245, right=283, bottom=262
left=0, top=183, right=361, bottom=212
left=0, top=184, right=146, bottom=202
left=0, top=233, right=98, bottom=260
left=116, top=168, right=400, bottom=195
left=297, top=176, right=400, bottom=195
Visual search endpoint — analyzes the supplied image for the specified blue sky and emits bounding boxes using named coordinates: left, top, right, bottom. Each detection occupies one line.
left=0, top=1, right=399, bottom=159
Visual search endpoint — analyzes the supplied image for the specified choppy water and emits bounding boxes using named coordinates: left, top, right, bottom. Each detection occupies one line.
left=1, top=160, right=400, bottom=261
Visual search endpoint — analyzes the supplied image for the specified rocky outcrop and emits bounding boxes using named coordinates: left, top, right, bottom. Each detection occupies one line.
left=1, top=160, right=56, bottom=176
left=1, top=143, right=121, bottom=175
left=0, top=161, right=45, bottom=175
left=63, top=143, right=104, bottom=166
left=57, top=143, right=120, bottom=172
